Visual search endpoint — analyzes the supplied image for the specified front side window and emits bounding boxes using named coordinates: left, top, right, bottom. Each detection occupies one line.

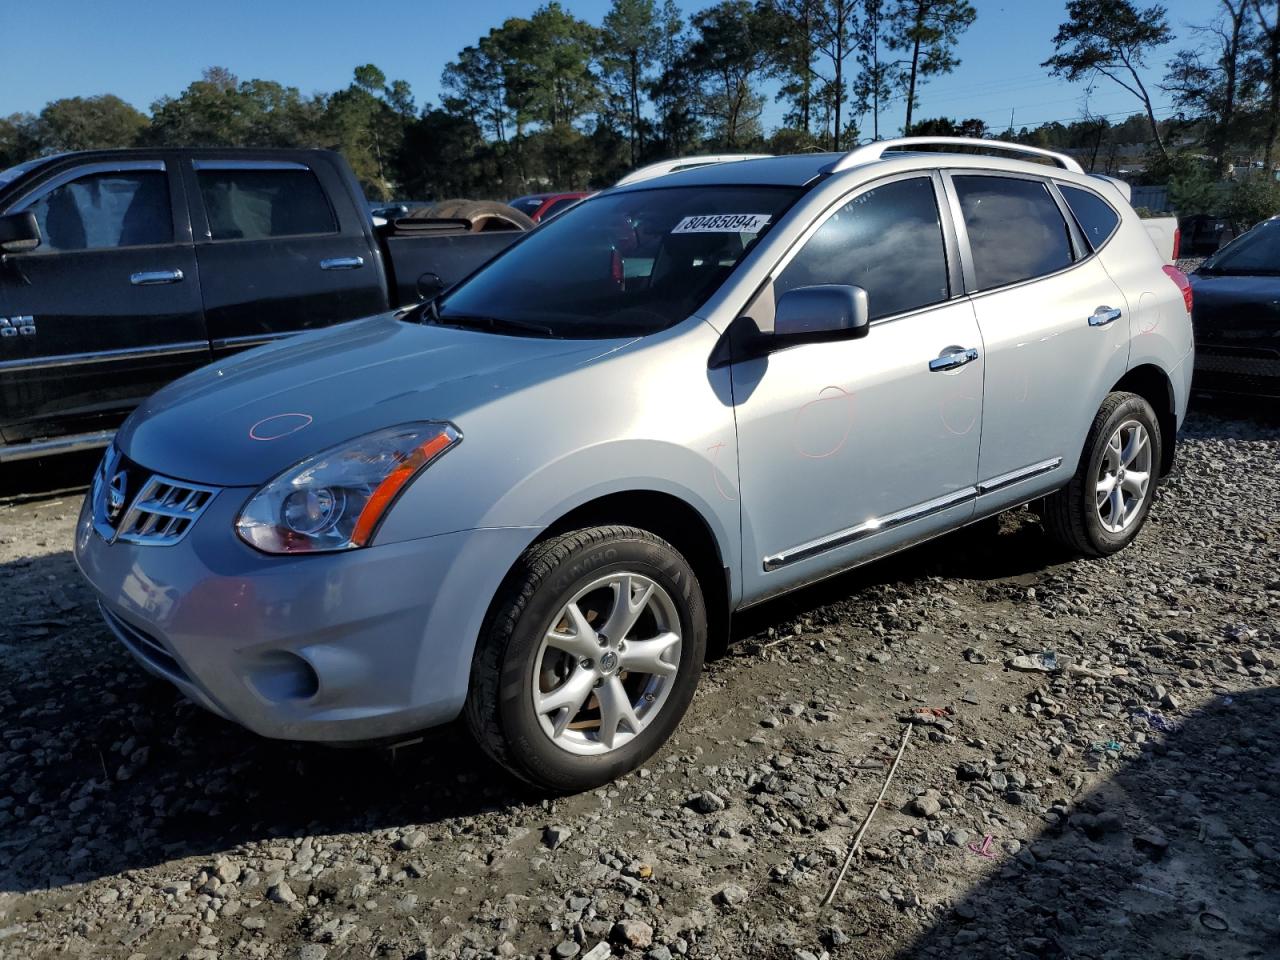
left=437, top=185, right=800, bottom=338
left=774, top=176, right=949, bottom=320
left=197, top=167, right=336, bottom=241
left=954, top=175, right=1074, bottom=290
left=27, top=170, right=171, bottom=252
left=1201, top=220, right=1280, bottom=276
left=1060, top=184, right=1120, bottom=251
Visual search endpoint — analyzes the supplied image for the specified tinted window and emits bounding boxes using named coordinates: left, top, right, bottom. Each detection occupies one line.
left=438, top=185, right=800, bottom=338
left=1202, top=220, right=1280, bottom=276
left=540, top=197, right=580, bottom=221
left=510, top=196, right=545, bottom=216
left=775, top=176, right=949, bottom=320
left=1060, top=184, right=1120, bottom=250
left=197, top=168, right=335, bottom=241
left=954, top=175, right=1073, bottom=290
left=28, top=171, right=171, bottom=252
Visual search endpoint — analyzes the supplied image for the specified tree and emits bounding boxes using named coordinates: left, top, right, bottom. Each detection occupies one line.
left=0, top=113, right=40, bottom=168
left=649, top=0, right=702, bottom=155
left=686, top=1, right=770, bottom=148
left=600, top=0, right=662, bottom=166
left=765, top=0, right=861, bottom=149
left=853, top=0, right=897, bottom=139
left=327, top=65, right=416, bottom=198
left=887, top=0, right=976, bottom=134
left=37, top=95, right=148, bottom=151
left=442, top=35, right=514, bottom=146
left=1251, top=0, right=1280, bottom=173
left=148, top=68, right=326, bottom=149
left=1165, top=1, right=1257, bottom=175
left=906, top=115, right=986, bottom=137
left=1043, top=0, right=1172, bottom=161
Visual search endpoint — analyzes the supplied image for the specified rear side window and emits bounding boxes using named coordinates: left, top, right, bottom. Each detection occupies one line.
left=954, top=175, right=1073, bottom=290
left=28, top=170, right=171, bottom=252
left=197, top=167, right=336, bottom=241
left=775, top=176, right=949, bottom=320
left=1060, top=184, right=1120, bottom=250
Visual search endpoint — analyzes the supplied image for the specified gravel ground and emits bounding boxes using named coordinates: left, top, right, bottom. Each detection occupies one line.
left=1, top=399, right=1277, bottom=960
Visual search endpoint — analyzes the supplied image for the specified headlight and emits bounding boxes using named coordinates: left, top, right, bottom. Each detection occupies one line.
left=235, top=422, right=460, bottom=554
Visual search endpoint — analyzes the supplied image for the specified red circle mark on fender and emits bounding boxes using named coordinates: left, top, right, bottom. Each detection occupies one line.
left=249, top=413, right=314, bottom=441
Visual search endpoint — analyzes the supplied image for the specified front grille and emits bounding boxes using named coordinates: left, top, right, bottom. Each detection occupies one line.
left=91, top=446, right=219, bottom=546
left=100, top=603, right=190, bottom=682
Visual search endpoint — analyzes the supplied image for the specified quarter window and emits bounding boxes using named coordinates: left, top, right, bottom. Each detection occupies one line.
left=775, top=176, right=949, bottom=320
left=1059, top=184, right=1121, bottom=251
left=27, top=170, right=172, bottom=252
left=954, top=175, right=1074, bottom=290
left=197, top=167, right=336, bottom=241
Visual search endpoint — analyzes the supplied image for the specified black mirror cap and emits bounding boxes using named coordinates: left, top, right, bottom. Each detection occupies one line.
left=774, top=283, right=870, bottom=342
left=415, top=271, right=445, bottom=301
left=0, top=211, right=40, bottom=254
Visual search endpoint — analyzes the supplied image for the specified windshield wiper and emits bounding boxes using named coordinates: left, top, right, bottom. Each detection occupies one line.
left=434, top=313, right=558, bottom=337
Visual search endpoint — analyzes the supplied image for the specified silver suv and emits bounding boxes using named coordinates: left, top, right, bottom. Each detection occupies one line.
left=75, top=138, right=1195, bottom=791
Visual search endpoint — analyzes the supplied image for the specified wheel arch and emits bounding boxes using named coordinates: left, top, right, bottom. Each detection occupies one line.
left=1112, top=364, right=1177, bottom=478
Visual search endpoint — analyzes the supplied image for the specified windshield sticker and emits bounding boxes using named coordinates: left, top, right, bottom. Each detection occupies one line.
left=671, top=214, right=771, bottom=234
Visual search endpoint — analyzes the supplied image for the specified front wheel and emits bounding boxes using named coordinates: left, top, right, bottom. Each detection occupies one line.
left=1044, top=391, right=1163, bottom=556
left=464, top=526, right=707, bottom=792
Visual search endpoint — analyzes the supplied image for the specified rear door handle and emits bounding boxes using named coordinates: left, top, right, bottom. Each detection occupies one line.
left=1089, top=306, right=1122, bottom=327
left=929, top=347, right=979, bottom=372
left=320, top=256, right=365, bottom=271
left=130, top=269, right=184, bottom=286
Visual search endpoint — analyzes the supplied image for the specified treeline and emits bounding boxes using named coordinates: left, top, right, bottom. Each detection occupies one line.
left=2, top=0, right=1279, bottom=208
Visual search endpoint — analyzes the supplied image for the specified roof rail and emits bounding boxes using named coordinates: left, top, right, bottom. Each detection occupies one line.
left=615, top=153, right=772, bottom=186
left=825, top=137, right=1083, bottom=174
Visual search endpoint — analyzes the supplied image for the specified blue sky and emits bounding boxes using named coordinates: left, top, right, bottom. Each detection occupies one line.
left=1, top=0, right=1214, bottom=138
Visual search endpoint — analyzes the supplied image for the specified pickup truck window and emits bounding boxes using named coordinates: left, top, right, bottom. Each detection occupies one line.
left=775, top=176, right=949, bottom=321
left=1059, top=184, right=1120, bottom=252
left=27, top=171, right=172, bottom=252
left=954, top=175, right=1074, bottom=290
left=196, top=167, right=336, bottom=241
left=436, top=185, right=801, bottom=338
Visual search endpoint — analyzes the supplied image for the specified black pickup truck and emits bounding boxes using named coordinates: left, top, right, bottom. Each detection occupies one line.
left=0, top=148, right=524, bottom=462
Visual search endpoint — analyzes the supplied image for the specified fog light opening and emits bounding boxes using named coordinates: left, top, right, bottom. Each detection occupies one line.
left=249, top=652, right=321, bottom=703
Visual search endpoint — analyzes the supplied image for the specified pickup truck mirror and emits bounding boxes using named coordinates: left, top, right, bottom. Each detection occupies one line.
left=0, top=211, right=41, bottom=254
left=416, top=271, right=444, bottom=301
left=773, top=284, right=870, bottom=346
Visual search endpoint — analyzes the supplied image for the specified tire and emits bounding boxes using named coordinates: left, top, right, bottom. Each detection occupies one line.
left=1044, top=391, right=1163, bottom=557
left=452, top=201, right=535, bottom=232
left=464, top=525, right=707, bottom=792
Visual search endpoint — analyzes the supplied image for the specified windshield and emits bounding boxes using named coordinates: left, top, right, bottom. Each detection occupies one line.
left=437, top=184, right=800, bottom=338
left=1202, top=220, right=1280, bottom=276
left=509, top=196, right=546, bottom=216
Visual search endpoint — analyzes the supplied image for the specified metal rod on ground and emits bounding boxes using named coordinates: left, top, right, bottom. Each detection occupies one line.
left=821, top=721, right=914, bottom=908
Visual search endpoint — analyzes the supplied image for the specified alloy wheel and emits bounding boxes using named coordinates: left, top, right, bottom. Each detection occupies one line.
left=532, top=571, right=682, bottom=756
left=1095, top=419, right=1152, bottom=534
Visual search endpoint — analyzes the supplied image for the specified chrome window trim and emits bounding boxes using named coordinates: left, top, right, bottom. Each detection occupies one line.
left=763, top=486, right=977, bottom=571
left=8, top=160, right=167, bottom=213
left=0, top=340, right=208, bottom=372
left=211, top=331, right=299, bottom=350
left=976, top=457, right=1063, bottom=495
left=191, top=159, right=310, bottom=171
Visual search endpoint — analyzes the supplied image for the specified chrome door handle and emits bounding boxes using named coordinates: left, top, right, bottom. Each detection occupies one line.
left=1089, top=306, right=1122, bottom=327
left=320, top=256, right=365, bottom=271
left=929, top=347, right=979, bottom=372
left=130, top=269, right=184, bottom=285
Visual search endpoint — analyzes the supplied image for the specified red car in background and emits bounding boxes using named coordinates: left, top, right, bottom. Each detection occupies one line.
left=509, top=191, right=590, bottom=223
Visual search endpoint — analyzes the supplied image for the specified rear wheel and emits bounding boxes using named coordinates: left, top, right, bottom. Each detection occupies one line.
left=465, top=526, right=706, bottom=791
left=1044, top=391, right=1162, bottom=556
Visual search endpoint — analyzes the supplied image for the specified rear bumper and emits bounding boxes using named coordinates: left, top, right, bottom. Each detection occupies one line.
left=74, top=488, right=535, bottom=742
left=1193, top=348, right=1280, bottom=399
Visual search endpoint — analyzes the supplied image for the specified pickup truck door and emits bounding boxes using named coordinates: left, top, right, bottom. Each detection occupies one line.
left=182, top=158, right=390, bottom=356
left=0, top=157, right=208, bottom=445
left=732, top=173, right=984, bottom=602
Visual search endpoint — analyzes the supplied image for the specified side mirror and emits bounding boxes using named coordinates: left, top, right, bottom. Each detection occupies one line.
left=0, top=211, right=41, bottom=254
left=773, top=284, right=869, bottom=344
left=416, top=271, right=444, bottom=301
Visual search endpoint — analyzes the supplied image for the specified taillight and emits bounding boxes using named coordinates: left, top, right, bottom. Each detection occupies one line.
left=1163, top=264, right=1192, bottom=313
left=1172, top=225, right=1181, bottom=261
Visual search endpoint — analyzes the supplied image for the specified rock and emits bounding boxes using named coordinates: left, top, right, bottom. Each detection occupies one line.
left=298, top=946, right=327, bottom=960
left=612, top=919, right=655, bottom=949
left=910, top=791, right=942, bottom=817
left=553, top=941, right=581, bottom=958
left=1008, top=653, right=1058, bottom=672
left=267, top=881, right=297, bottom=904
left=716, top=883, right=750, bottom=906
left=543, top=825, right=573, bottom=850
left=687, top=791, right=726, bottom=814
left=395, top=830, right=426, bottom=851
left=646, top=947, right=674, bottom=960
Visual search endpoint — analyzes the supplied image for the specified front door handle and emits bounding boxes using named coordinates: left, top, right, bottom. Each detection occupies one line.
left=929, top=347, right=980, bottom=372
left=320, top=256, right=365, bottom=271
left=1089, top=306, right=1122, bottom=327
left=130, top=269, right=184, bottom=286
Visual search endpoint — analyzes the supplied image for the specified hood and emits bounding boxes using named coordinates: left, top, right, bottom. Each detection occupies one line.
left=1189, top=272, right=1280, bottom=350
left=117, top=313, right=623, bottom=486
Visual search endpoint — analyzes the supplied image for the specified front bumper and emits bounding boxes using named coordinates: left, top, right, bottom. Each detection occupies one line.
left=74, top=487, right=536, bottom=742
